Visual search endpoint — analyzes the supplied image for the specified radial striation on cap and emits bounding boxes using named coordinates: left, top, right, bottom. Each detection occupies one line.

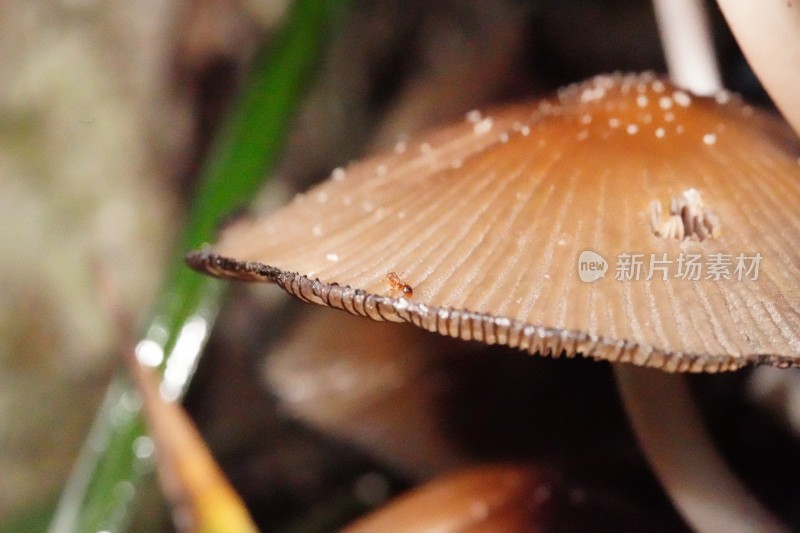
left=187, top=73, right=800, bottom=372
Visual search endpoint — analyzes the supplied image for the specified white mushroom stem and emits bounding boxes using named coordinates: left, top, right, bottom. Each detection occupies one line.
left=652, top=0, right=721, bottom=95
left=716, top=0, right=800, bottom=137
left=748, top=366, right=800, bottom=439
left=615, top=366, right=788, bottom=533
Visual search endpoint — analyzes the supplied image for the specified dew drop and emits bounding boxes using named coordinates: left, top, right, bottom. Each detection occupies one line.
left=703, top=133, right=717, bottom=145
left=673, top=91, right=692, bottom=107
left=332, top=167, right=346, bottom=181
left=580, top=86, right=606, bottom=103
left=714, top=91, right=731, bottom=105
left=326, top=252, right=339, bottom=262
left=659, top=96, right=673, bottom=110
left=538, top=101, right=554, bottom=113
left=466, top=109, right=482, bottom=123
left=120, top=390, right=142, bottom=412
left=636, top=95, right=649, bottom=108
left=133, top=436, right=155, bottom=460
left=655, top=127, right=666, bottom=138
left=135, top=339, right=163, bottom=367
left=626, top=124, right=639, bottom=135
left=473, top=117, right=493, bottom=135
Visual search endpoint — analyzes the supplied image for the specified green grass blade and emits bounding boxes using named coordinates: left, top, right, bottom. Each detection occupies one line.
left=47, top=2, right=347, bottom=531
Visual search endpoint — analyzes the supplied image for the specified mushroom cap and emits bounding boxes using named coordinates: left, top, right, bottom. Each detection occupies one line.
left=342, top=465, right=558, bottom=533
left=188, top=73, right=800, bottom=372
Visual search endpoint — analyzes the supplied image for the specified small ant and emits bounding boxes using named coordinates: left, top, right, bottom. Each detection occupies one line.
left=385, top=271, right=413, bottom=298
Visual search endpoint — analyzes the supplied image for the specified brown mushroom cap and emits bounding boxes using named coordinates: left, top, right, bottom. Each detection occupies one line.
left=341, top=465, right=557, bottom=533
left=188, top=72, right=800, bottom=372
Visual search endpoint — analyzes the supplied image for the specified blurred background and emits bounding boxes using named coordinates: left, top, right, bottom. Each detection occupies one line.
left=1, top=0, right=798, bottom=531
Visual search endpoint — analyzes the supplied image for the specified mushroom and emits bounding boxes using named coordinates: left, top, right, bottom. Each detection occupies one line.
left=264, top=305, right=468, bottom=478
left=716, top=0, right=800, bottom=137
left=186, top=72, right=800, bottom=531
left=341, top=465, right=558, bottom=533
left=187, top=72, right=800, bottom=372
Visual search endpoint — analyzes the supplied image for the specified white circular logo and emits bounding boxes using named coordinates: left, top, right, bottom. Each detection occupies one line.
left=577, top=250, right=608, bottom=282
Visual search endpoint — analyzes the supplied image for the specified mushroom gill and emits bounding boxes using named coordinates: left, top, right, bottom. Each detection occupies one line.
left=187, top=72, right=800, bottom=372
